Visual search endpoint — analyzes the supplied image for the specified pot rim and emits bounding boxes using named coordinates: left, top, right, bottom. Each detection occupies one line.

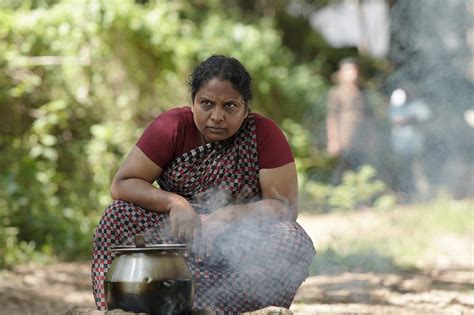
left=112, top=244, right=187, bottom=252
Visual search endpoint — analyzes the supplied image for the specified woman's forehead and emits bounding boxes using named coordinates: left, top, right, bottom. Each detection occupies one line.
left=197, top=78, right=242, bottom=98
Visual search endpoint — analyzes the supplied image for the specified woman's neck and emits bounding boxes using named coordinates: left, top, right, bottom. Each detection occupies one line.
left=199, top=133, right=209, bottom=145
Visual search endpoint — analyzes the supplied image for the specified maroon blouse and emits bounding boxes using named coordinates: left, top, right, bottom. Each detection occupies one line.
left=137, top=106, right=294, bottom=170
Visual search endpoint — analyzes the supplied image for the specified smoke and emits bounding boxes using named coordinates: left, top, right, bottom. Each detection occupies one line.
left=385, top=0, right=474, bottom=200
left=195, top=217, right=310, bottom=309
left=118, top=185, right=313, bottom=308
left=184, top=186, right=314, bottom=309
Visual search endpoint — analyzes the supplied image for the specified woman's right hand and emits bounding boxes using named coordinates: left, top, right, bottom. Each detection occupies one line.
left=168, top=196, right=200, bottom=242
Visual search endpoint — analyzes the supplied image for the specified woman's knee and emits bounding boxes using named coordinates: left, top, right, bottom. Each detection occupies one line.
left=273, top=221, right=313, bottom=243
left=273, top=221, right=316, bottom=260
left=94, top=200, right=133, bottom=238
left=93, top=200, right=137, bottom=247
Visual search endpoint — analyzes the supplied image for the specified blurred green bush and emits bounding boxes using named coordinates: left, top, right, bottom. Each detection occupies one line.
left=0, top=0, right=332, bottom=266
left=281, top=118, right=394, bottom=213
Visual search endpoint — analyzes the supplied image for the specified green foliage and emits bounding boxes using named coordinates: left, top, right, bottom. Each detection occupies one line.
left=281, top=118, right=333, bottom=180
left=0, top=1, right=330, bottom=267
left=281, top=117, right=393, bottom=213
left=301, top=166, right=395, bottom=212
left=329, top=166, right=390, bottom=210
left=0, top=0, right=391, bottom=267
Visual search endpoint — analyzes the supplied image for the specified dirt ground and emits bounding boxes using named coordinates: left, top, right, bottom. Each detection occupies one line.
left=0, top=212, right=472, bottom=315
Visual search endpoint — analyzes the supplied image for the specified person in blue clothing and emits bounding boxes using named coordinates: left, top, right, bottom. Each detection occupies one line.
left=389, top=87, right=431, bottom=202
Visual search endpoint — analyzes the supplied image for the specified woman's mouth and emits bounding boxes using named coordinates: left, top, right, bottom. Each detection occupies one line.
left=206, top=126, right=226, bottom=134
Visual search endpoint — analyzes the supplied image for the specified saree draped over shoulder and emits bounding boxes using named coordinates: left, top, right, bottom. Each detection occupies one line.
left=91, top=115, right=316, bottom=313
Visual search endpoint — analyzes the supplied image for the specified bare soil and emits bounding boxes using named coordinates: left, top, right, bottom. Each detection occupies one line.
left=0, top=212, right=472, bottom=315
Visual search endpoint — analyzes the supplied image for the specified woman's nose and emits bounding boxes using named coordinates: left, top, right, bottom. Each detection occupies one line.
left=210, top=107, right=224, bottom=122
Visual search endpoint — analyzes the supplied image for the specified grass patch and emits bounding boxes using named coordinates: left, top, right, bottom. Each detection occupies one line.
left=309, top=198, right=474, bottom=275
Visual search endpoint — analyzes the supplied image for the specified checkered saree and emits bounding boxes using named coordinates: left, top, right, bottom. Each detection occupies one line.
left=91, top=115, right=316, bottom=313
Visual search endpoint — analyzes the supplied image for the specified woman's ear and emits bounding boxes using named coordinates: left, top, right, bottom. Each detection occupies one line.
left=190, top=104, right=194, bottom=113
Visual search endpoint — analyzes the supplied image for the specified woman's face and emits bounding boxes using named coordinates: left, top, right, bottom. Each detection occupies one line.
left=192, top=78, right=248, bottom=143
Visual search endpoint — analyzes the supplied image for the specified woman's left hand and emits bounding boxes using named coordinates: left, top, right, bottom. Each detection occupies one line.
left=192, top=210, right=232, bottom=261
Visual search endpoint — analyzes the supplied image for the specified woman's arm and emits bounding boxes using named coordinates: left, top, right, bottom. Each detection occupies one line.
left=213, top=162, right=299, bottom=223
left=110, top=146, right=175, bottom=211
left=260, top=162, right=299, bottom=220
left=110, top=146, right=199, bottom=241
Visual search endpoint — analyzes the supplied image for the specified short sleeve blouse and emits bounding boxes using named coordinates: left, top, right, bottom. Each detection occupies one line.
left=136, top=107, right=294, bottom=170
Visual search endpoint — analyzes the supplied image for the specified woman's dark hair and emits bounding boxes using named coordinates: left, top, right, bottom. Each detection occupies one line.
left=188, top=55, right=252, bottom=105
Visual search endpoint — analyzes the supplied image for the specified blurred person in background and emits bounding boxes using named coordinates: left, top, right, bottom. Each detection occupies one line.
left=326, top=58, right=376, bottom=184
left=389, top=87, right=431, bottom=202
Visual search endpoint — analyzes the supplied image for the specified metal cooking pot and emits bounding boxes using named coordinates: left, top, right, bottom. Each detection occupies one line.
left=105, top=235, right=194, bottom=315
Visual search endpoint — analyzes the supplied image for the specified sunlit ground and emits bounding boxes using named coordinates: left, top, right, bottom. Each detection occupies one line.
left=292, top=197, right=474, bottom=314
left=0, top=198, right=472, bottom=314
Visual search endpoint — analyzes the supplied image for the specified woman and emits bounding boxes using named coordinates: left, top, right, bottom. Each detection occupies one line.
left=91, top=55, right=316, bottom=313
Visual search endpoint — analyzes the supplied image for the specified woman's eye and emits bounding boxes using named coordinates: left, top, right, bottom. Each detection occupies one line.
left=225, top=103, right=237, bottom=109
left=200, top=100, right=212, bottom=107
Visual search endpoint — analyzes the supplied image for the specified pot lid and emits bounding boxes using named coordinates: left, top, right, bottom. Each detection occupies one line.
left=112, top=244, right=187, bottom=252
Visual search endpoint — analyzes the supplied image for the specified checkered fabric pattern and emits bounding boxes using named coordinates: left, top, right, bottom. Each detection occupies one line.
left=157, top=115, right=262, bottom=212
left=91, top=114, right=316, bottom=312
left=185, top=220, right=315, bottom=312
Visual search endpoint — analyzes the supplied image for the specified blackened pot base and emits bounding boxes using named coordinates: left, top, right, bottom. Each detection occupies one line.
left=105, top=279, right=193, bottom=315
